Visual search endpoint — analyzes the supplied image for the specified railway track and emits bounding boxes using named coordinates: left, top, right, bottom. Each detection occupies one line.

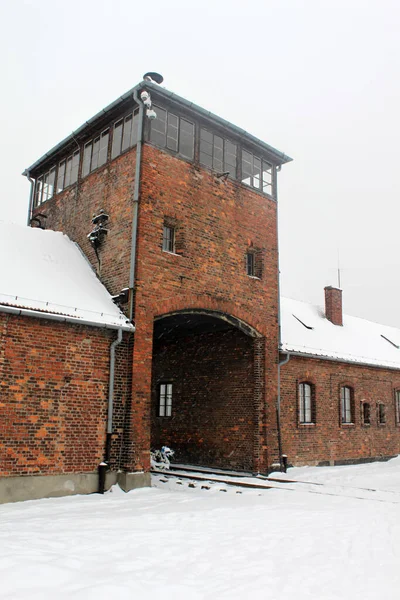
left=151, top=466, right=400, bottom=504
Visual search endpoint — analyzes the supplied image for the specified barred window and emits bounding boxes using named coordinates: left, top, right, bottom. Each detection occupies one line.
left=159, top=383, right=173, bottom=417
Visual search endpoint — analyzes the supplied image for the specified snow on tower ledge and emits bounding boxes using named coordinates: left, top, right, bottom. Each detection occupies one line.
left=0, top=221, right=133, bottom=331
left=280, top=296, right=400, bottom=370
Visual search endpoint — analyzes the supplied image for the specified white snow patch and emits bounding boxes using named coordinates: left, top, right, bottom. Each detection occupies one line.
left=1, top=457, right=400, bottom=599
left=281, top=296, right=400, bottom=369
left=0, top=221, right=132, bottom=329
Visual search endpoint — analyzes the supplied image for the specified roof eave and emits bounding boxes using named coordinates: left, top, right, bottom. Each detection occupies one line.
left=23, top=80, right=292, bottom=176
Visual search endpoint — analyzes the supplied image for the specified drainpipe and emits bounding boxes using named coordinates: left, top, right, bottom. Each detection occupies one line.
left=128, top=87, right=145, bottom=320
left=277, top=352, right=290, bottom=471
left=23, top=171, right=35, bottom=226
left=99, top=327, right=123, bottom=494
left=275, top=162, right=290, bottom=471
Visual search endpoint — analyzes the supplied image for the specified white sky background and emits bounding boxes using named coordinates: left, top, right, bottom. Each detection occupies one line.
left=1, top=0, right=400, bottom=326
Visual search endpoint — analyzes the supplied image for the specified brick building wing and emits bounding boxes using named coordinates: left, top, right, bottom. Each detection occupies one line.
left=1, top=74, right=398, bottom=504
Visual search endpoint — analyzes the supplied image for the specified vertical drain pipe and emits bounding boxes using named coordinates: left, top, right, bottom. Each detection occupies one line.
left=128, top=87, right=145, bottom=320
left=275, top=163, right=290, bottom=471
left=277, top=352, right=290, bottom=472
left=23, top=171, right=35, bottom=226
left=99, top=327, right=123, bottom=494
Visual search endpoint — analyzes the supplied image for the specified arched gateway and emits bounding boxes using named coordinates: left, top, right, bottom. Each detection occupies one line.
left=151, top=309, right=266, bottom=471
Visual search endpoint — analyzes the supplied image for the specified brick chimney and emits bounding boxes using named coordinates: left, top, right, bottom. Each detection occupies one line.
left=324, top=286, right=343, bottom=326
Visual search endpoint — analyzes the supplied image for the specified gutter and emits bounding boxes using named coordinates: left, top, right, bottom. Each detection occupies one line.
left=128, top=87, right=145, bottom=320
left=277, top=351, right=291, bottom=472
left=22, top=81, right=292, bottom=177
left=0, top=304, right=134, bottom=332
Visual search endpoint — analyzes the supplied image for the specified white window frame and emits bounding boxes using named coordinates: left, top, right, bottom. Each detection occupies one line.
left=340, top=386, right=353, bottom=424
left=299, top=382, right=313, bottom=424
left=159, top=383, right=173, bottom=417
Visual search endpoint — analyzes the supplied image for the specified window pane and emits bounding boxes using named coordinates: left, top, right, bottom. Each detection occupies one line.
left=122, top=115, right=132, bottom=152
left=99, top=130, right=109, bottom=167
left=246, top=252, right=254, bottom=276
left=167, top=113, right=178, bottom=151
left=71, top=151, right=80, bottom=184
left=111, top=120, right=123, bottom=159
left=48, top=167, right=56, bottom=199
left=131, top=110, right=139, bottom=147
left=224, top=141, right=237, bottom=177
left=64, top=156, right=72, bottom=187
left=213, top=137, right=223, bottom=171
left=253, top=156, right=261, bottom=189
left=262, top=160, right=273, bottom=194
left=82, top=142, right=92, bottom=178
left=200, top=128, right=213, bottom=143
left=242, top=150, right=252, bottom=186
left=91, top=137, right=100, bottom=171
left=396, top=391, right=400, bottom=423
left=57, top=161, right=65, bottom=193
left=179, top=119, right=194, bottom=159
left=150, top=106, right=166, bottom=147
left=34, top=177, right=43, bottom=207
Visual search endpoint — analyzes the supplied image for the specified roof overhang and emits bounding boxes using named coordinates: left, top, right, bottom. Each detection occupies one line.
left=23, top=80, right=292, bottom=177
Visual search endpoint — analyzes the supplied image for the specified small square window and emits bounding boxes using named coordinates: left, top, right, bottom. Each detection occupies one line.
left=159, top=383, right=172, bottom=417
left=163, top=225, right=175, bottom=253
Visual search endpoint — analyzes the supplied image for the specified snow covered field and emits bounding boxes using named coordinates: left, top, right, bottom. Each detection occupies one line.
left=2, top=458, right=400, bottom=600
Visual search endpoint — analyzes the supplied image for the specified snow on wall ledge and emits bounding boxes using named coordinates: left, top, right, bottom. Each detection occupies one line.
left=280, top=296, right=400, bottom=370
left=0, top=221, right=132, bottom=330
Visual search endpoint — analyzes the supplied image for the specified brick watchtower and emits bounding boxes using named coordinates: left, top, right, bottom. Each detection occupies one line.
left=25, top=73, right=292, bottom=486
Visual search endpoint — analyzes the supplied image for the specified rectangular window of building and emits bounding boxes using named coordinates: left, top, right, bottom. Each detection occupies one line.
left=111, top=110, right=139, bottom=159
left=200, top=128, right=237, bottom=177
left=34, top=176, right=43, bottom=207
left=396, top=390, right=400, bottom=424
left=159, top=383, right=172, bottom=417
left=82, top=130, right=109, bottom=177
left=299, top=382, right=314, bottom=424
left=162, top=225, right=175, bottom=253
left=57, top=160, right=66, bottom=193
left=378, top=403, right=386, bottom=425
left=340, top=386, right=353, bottom=424
left=362, top=402, right=371, bottom=425
left=246, top=252, right=255, bottom=276
left=242, top=150, right=273, bottom=196
left=150, top=106, right=194, bottom=159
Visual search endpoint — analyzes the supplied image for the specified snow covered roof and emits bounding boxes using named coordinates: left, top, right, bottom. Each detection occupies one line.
left=0, top=222, right=133, bottom=331
left=281, top=297, right=400, bottom=370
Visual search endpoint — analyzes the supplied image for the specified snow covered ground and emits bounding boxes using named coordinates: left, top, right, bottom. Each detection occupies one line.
left=2, top=458, right=400, bottom=600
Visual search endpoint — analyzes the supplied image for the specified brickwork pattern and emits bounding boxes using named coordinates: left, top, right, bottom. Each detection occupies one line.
left=0, top=313, right=130, bottom=477
left=152, top=328, right=255, bottom=470
left=280, top=355, right=400, bottom=465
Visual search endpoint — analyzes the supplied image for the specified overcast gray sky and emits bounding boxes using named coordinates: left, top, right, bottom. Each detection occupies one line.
left=1, top=0, right=400, bottom=326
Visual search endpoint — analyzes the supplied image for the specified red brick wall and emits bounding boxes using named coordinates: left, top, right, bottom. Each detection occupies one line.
left=124, top=144, right=279, bottom=472
left=280, top=355, right=400, bottom=466
left=151, top=328, right=255, bottom=470
left=32, top=141, right=280, bottom=473
left=0, top=312, right=130, bottom=477
left=32, top=149, right=137, bottom=297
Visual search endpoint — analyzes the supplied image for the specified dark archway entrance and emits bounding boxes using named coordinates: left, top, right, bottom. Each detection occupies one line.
left=151, top=310, right=264, bottom=471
